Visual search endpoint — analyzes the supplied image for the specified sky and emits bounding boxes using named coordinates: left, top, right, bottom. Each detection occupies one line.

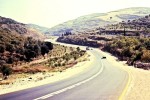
left=0, top=0, right=150, bottom=28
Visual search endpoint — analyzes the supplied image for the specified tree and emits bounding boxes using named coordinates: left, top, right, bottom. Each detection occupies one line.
left=122, top=21, right=126, bottom=36
left=7, top=56, right=14, bottom=64
left=110, top=17, right=112, bottom=20
left=41, top=45, right=49, bottom=57
left=128, top=20, right=130, bottom=23
left=144, top=40, right=150, bottom=50
left=24, top=49, right=36, bottom=61
left=44, top=42, right=53, bottom=50
left=34, top=44, right=41, bottom=56
left=0, top=45, right=5, bottom=53
left=0, top=65, right=12, bottom=80
left=6, top=43, right=15, bottom=52
left=64, top=31, right=72, bottom=36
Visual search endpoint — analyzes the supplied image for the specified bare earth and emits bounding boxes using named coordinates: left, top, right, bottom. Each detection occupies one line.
left=96, top=49, right=150, bottom=100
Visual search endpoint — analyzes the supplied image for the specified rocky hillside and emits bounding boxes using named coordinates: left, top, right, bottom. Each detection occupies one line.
left=45, top=7, right=150, bottom=36
left=0, top=16, right=45, bottom=40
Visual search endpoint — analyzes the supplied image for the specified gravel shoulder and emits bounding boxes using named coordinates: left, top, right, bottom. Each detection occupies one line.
left=96, top=49, right=150, bottom=100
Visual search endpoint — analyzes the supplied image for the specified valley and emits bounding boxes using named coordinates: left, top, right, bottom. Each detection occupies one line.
left=57, top=14, right=150, bottom=70
left=0, top=7, right=150, bottom=100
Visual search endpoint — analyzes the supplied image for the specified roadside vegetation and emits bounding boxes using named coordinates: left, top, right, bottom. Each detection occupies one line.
left=33, top=45, right=86, bottom=72
left=103, top=36, right=150, bottom=69
left=0, top=42, right=87, bottom=84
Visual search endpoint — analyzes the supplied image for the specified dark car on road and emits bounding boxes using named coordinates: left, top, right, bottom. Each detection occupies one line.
left=101, top=56, right=106, bottom=59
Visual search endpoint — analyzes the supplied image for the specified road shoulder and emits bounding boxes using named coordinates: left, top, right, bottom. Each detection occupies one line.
left=96, top=49, right=150, bottom=100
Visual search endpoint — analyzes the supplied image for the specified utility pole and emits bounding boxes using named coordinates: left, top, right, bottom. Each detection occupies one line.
left=122, top=21, right=126, bottom=36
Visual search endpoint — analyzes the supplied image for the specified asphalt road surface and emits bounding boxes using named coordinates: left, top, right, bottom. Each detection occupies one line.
left=0, top=50, right=128, bottom=100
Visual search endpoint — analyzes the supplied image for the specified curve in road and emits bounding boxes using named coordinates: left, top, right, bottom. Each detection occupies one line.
left=0, top=50, right=129, bottom=100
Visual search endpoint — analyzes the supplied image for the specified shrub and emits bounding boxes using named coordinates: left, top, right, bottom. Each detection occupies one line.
left=54, top=63, right=58, bottom=67
left=62, top=63, right=65, bottom=66
left=76, top=47, right=80, bottom=52
left=141, top=50, right=150, bottom=63
left=57, top=63, right=61, bottom=66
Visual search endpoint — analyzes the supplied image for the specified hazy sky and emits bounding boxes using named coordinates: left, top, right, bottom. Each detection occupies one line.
left=0, top=0, right=149, bottom=28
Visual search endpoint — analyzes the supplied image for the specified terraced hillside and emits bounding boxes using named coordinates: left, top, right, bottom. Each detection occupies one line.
left=104, top=15, right=150, bottom=36
left=45, top=7, right=150, bottom=36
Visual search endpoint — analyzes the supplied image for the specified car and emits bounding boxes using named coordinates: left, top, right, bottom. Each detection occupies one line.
left=86, top=47, right=90, bottom=50
left=101, top=56, right=106, bottom=59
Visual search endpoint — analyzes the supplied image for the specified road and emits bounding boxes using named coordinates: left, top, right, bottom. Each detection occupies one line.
left=0, top=49, right=128, bottom=100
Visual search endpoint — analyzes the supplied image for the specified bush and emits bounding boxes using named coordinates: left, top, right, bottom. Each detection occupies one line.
left=76, top=47, right=80, bottom=52
left=54, top=64, right=58, bottom=67
left=62, top=63, right=65, bottom=66
left=57, top=63, right=61, bottom=66
left=141, top=50, right=150, bottom=63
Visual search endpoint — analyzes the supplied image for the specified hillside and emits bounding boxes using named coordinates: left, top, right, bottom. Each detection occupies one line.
left=0, top=20, right=87, bottom=82
left=26, top=24, right=49, bottom=33
left=0, top=27, right=53, bottom=78
left=104, top=14, right=150, bottom=36
left=0, top=16, right=45, bottom=40
left=45, top=7, right=150, bottom=36
left=0, top=28, right=86, bottom=81
left=0, top=27, right=53, bottom=63
left=57, top=14, right=150, bottom=69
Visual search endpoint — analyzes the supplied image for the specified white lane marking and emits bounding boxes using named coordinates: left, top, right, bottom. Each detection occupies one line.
left=34, top=60, right=104, bottom=100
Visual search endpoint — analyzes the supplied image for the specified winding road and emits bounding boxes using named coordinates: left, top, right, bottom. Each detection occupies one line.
left=0, top=47, right=129, bottom=100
